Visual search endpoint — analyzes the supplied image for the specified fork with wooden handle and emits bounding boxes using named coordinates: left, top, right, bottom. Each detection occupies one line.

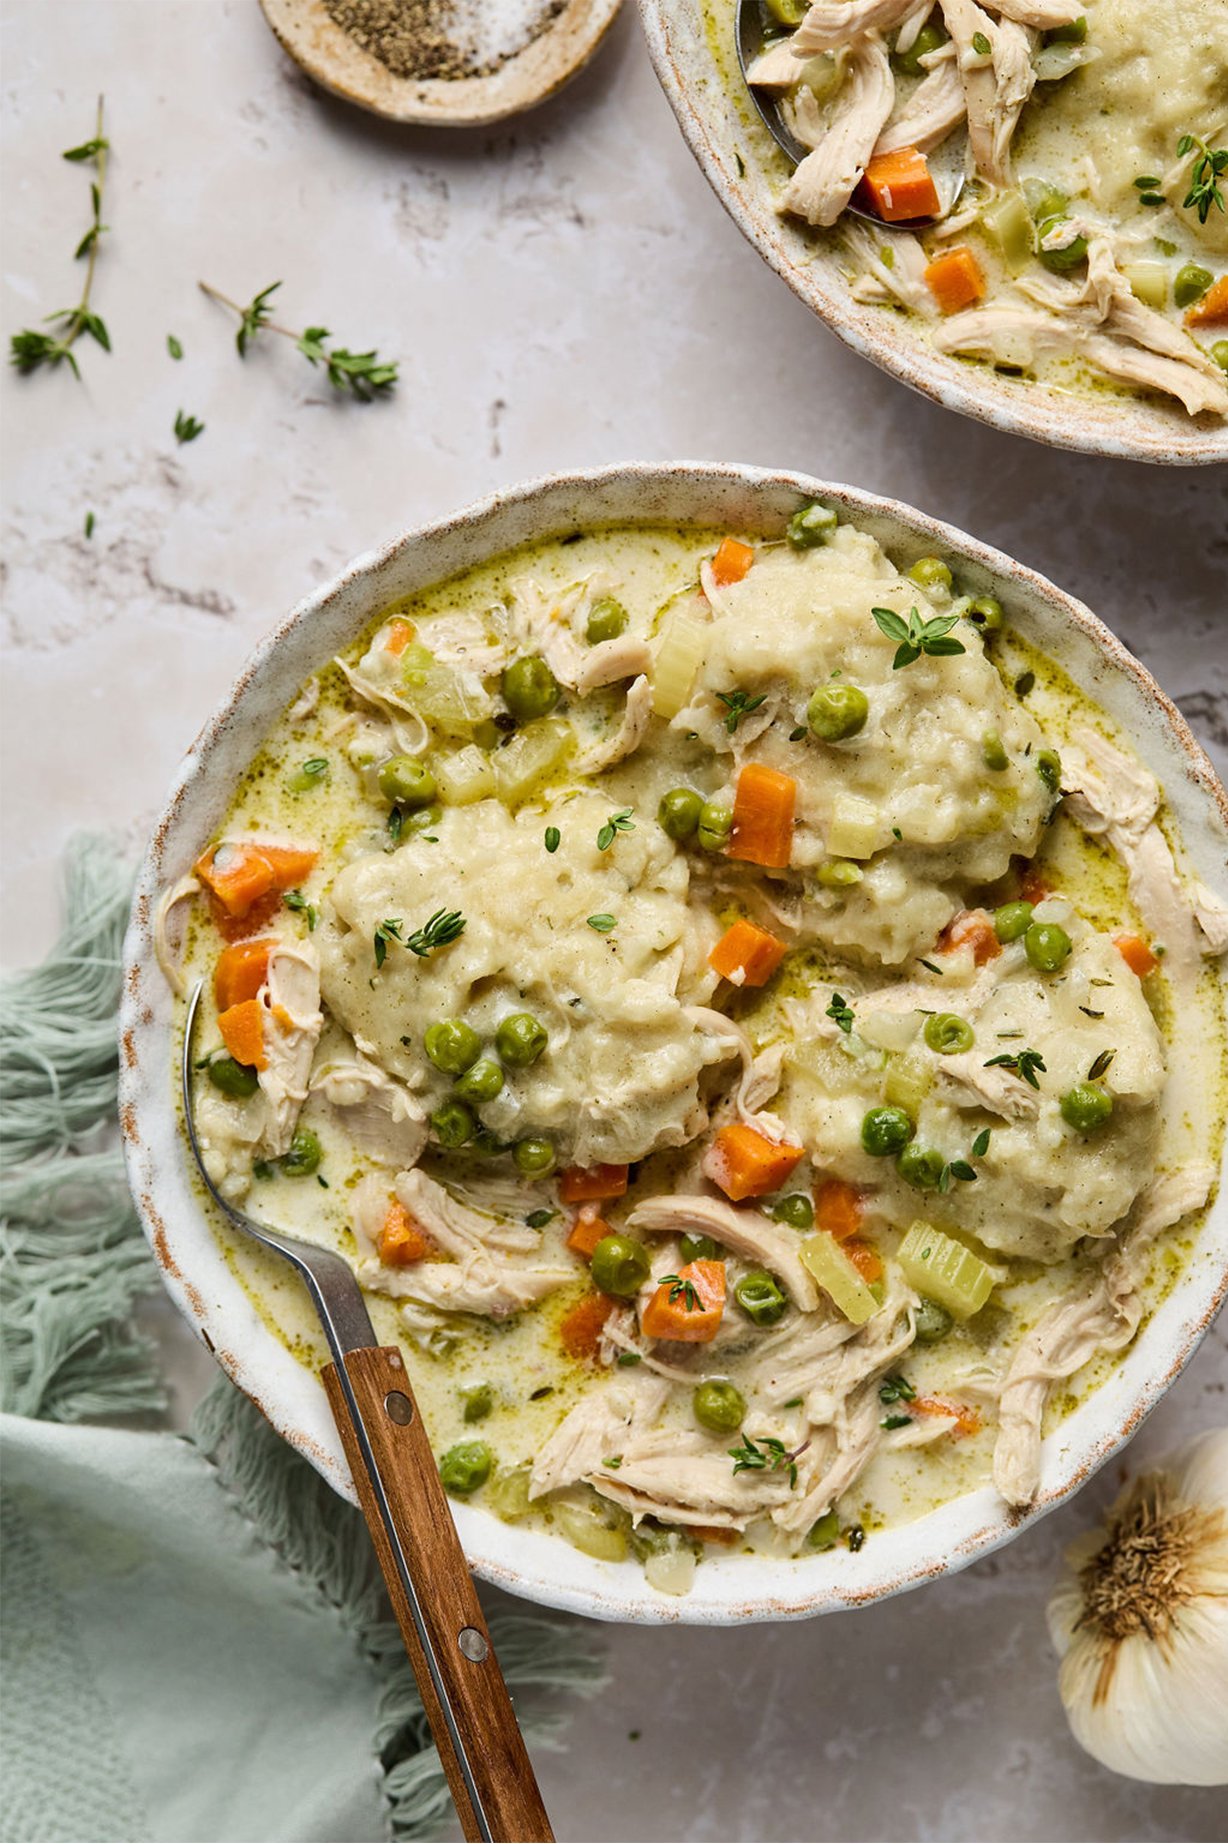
left=182, top=980, right=554, bottom=1844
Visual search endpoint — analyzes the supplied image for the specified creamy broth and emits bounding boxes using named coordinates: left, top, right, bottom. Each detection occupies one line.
left=170, top=504, right=1225, bottom=1595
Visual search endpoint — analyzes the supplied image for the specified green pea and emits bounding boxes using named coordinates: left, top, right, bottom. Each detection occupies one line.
left=897, top=1143, right=946, bottom=1191
left=207, top=1055, right=259, bottom=1099
left=1025, top=178, right=1068, bottom=224
left=765, top=0, right=807, bottom=24
left=453, top=1057, right=504, bottom=1104
left=913, top=1296, right=953, bottom=1344
left=817, top=858, right=864, bottom=888
left=658, top=787, right=704, bottom=842
left=473, top=718, right=502, bottom=751
left=786, top=500, right=838, bottom=549
left=680, top=1233, right=718, bottom=1264
left=692, top=1379, right=747, bottom=1434
left=1036, top=748, right=1062, bottom=793
left=861, top=1106, right=914, bottom=1157
left=590, top=1233, right=651, bottom=1299
left=982, top=731, right=1009, bottom=772
left=697, top=801, right=733, bottom=851
left=1211, top=341, right=1228, bottom=375
left=460, top=1383, right=494, bottom=1423
left=278, top=1127, right=321, bottom=1178
left=807, top=682, right=869, bottom=742
left=439, top=1440, right=492, bottom=1495
left=586, top=596, right=629, bottom=645
left=1039, top=228, right=1088, bottom=272
left=378, top=755, right=437, bottom=807
left=513, top=1135, right=555, bottom=1177
left=1174, top=262, right=1213, bottom=310
left=425, top=1019, right=482, bottom=1075
left=1025, top=921, right=1072, bottom=973
left=495, top=1012, right=548, bottom=1068
left=771, top=1193, right=814, bottom=1229
left=1046, top=14, right=1086, bottom=41
left=734, top=1269, right=787, bottom=1327
left=892, top=18, right=948, bottom=75
left=924, top=1012, right=975, bottom=1055
left=1060, top=1082, right=1114, bottom=1133
left=432, top=1100, right=476, bottom=1148
left=995, top=900, right=1034, bottom=943
left=401, top=802, right=442, bottom=837
left=501, top=655, right=560, bottom=722
left=967, top=594, right=1003, bottom=634
left=908, top=556, right=953, bottom=594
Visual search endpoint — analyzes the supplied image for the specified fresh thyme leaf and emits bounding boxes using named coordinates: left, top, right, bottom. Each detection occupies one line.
left=919, top=958, right=944, bottom=976
left=789, top=726, right=807, bottom=741
left=167, top=333, right=183, bottom=360
left=602, top=1456, right=622, bottom=1469
left=387, top=807, right=404, bottom=845
left=298, top=756, right=329, bottom=780
left=587, top=913, right=616, bottom=933
left=879, top=1374, right=916, bottom=1404
left=525, top=1208, right=557, bottom=1228
left=544, top=825, right=561, bottom=853
left=1078, top=1005, right=1104, bottom=1019
left=1133, top=175, right=1162, bottom=190
left=783, top=1397, right=804, bottom=1409
left=872, top=605, right=966, bottom=671
left=173, top=409, right=205, bottom=444
left=404, top=907, right=466, bottom=958
left=716, top=688, right=768, bottom=734
left=83, top=510, right=95, bottom=538
left=232, top=280, right=282, bottom=358
left=984, top=1047, right=1046, bottom=1088
left=10, top=98, right=111, bottom=380
left=659, top=1273, right=700, bottom=1312
left=1087, top=1047, right=1116, bottom=1081
left=296, top=324, right=399, bottom=400
left=826, top=991, right=855, bottom=1034
left=596, top=808, right=635, bottom=851
left=971, top=29, right=991, bottom=53
left=971, top=1127, right=992, bottom=1158
left=946, top=1160, right=977, bottom=1183
left=283, top=889, right=318, bottom=930
left=1014, top=670, right=1035, bottom=698
left=729, top=1433, right=804, bottom=1488
left=373, top=918, right=403, bottom=969
left=615, top=1351, right=642, bottom=1367
left=881, top=1413, right=913, bottom=1431
left=1177, top=130, right=1228, bottom=225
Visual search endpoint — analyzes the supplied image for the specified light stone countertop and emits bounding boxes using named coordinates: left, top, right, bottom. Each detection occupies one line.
left=3, top=4, right=1226, bottom=1839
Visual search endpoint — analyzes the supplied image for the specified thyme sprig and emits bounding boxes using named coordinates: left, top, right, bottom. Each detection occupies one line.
left=984, top=1047, right=1046, bottom=1089
left=658, top=1273, right=700, bottom=1312
left=871, top=605, right=967, bottom=670
left=404, top=907, right=466, bottom=958
left=1178, top=131, right=1228, bottom=226
left=596, top=808, right=635, bottom=851
left=729, top=1433, right=809, bottom=1489
left=173, top=409, right=205, bottom=444
left=716, top=688, right=768, bottom=734
left=198, top=279, right=399, bottom=399
left=826, top=991, right=855, bottom=1035
left=9, top=98, right=111, bottom=378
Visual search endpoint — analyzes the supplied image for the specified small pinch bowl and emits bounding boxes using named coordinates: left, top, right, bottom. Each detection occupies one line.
left=120, top=462, right=1228, bottom=1625
left=637, top=1, right=1228, bottom=467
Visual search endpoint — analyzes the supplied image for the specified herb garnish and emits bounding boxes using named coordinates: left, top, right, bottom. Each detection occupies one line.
left=879, top=1374, right=916, bottom=1405
left=729, top=1434, right=807, bottom=1489
left=971, top=29, right=991, bottom=53
left=173, top=409, right=205, bottom=444
left=984, top=1047, right=1046, bottom=1088
left=10, top=98, right=111, bottom=378
left=716, top=688, right=768, bottom=734
left=284, top=888, right=318, bottom=930
left=659, top=1273, right=700, bottom=1312
left=615, top=1351, right=642, bottom=1367
left=826, top=991, right=855, bottom=1034
left=881, top=1414, right=912, bottom=1431
left=525, top=1207, right=557, bottom=1228
left=405, top=907, right=466, bottom=958
left=84, top=511, right=95, bottom=539
left=1087, top=1048, right=1116, bottom=1081
left=596, top=808, right=635, bottom=850
left=871, top=605, right=967, bottom=670
left=789, top=726, right=807, bottom=741
left=587, top=913, right=616, bottom=933
left=544, top=826, right=560, bottom=853
left=167, top=334, right=184, bottom=360
left=198, top=278, right=399, bottom=399
left=1177, top=131, right=1228, bottom=225
left=602, top=1456, right=622, bottom=1469
left=919, top=957, right=944, bottom=976
left=373, top=918, right=403, bottom=968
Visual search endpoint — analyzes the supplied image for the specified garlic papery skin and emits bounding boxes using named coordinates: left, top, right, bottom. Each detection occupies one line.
left=1047, top=1428, right=1228, bottom=1786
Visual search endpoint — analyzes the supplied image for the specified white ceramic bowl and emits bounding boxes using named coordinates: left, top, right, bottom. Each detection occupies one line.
left=119, top=462, right=1228, bottom=1624
left=636, top=2, right=1228, bottom=468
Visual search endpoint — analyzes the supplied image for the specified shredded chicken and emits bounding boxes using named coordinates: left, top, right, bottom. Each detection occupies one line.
left=875, top=47, right=964, bottom=155
left=310, top=1046, right=427, bottom=1168
left=942, top=0, right=1035, bottom=185
left=154, top=873, right=199, bottom=999
left=572, top=675, right=653, bottom=775
left=782, top=33, right=895, bottom=228
left=530, top=1375, right=670, bottom=1499
left=747, top=37, right=811, bottom=90
left=333, top=654, right=431, bottom=757
left=573, top=635, right=652, bottom=695
left=986, top=0, right=1085, bottom=23
left=287, top=677, right=319, bottom=722
left=501, top=577, right=589, bottom=687
left=844, top=224, right=936, bottom=313
left=793, top=0, right=918, bottom=53
left=629, top=1194, right=820, bottom=1311
left=256, top=942, right=324, bottom=1157
left=935, top=1048, right=1042, bottom=1120
left=993, top=1165, right=1216, bottom=1505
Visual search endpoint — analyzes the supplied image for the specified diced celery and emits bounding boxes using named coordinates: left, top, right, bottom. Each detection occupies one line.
left=486, top=1463, right=532, bottom=1522
left=554, top=1493, right=630, bottom=1562
left=1121, top=261, right=1168, bottom=310
left=645, top=1544, right=697, bottom=1596
left=800, top=1235, right=880, bottom=1326
left=434, top=744, right=496, bottom=806
left=897, top=1221, right=994, bottom=1319
left=798, top=52, right=842, bottom=101
left=827, top=793, right=881, bottom=860
left=493, top=719, right=573, bottom=805
left=981, top=190, right=1035, bottom=274
left=884, top=1049, right=931, bottom=1113
left=651, top=604, right=707, bottom=718
left=400, top=644, right=491, bottom=730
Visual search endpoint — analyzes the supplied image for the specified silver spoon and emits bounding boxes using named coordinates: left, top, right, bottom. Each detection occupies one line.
left=734, top=0, right=965, bottom=227
left=182, top=981, right=553, bottom=1844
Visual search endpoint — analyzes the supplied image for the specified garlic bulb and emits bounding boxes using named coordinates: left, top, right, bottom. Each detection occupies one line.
left=1048, top=1428, right=1228, bottom=1785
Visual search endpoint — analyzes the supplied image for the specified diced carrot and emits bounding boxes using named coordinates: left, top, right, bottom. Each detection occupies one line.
left=937, top=908, right=1001, bottom=965
left=1114, top=932, right=1159, bottom=978
left=213, top=938, right=274, bottom=1011
left=558, top=1163, right=629, bottom=1206
left=1018, top=865, right=1051, bottom=905
left=844, top=1238, right=883, bottom=1285
left=711, top=537, right=755, bottom=587
left=641, top=1259, right=726, bottom=1344
left=858, top=146, right=940, bottom=223
left=814, top=1177, right=864, bottom=1242
left=195, top=842, right=319, bottom=918
left=708, top=918, right=787, bottom=987
left=704, top=1122, right=805, bottom=1202
left=378, top=1202, right=432, bottom=1267
left=911, top=1393, right=981, bottom=1438
left=729, top=762, right=796, bottom=870
left=217, top=998, right=267, bottom=1071
left=566, top=1213, right=611, bottom=1259
left=560, top=1292, right=616, bottom=1361
left=383, top=617, right=417, bottom=655
left=925, top=246, right=986, bottom=315
left=214, top=891, right=283, bottom=942
left=1185, top=274, right=1228, bottom=327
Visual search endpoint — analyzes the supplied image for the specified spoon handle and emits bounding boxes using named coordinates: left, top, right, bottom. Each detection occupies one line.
left=322, top=1345, right=554, bottom=1844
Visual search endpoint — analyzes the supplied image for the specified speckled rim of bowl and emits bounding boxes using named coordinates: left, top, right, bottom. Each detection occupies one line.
left=636, top=1, right=1228, bottom=468
left=119, top=461, right=1228, bottom=1626
left=259, top=0, right=623, bottom=128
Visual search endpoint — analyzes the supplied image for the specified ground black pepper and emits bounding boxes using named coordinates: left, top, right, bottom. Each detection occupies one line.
left=323, top=0, right=566, bottom=82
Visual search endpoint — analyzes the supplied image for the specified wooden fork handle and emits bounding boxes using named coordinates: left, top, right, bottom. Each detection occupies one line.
left=322, top=1346, right=554, bottom=1843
